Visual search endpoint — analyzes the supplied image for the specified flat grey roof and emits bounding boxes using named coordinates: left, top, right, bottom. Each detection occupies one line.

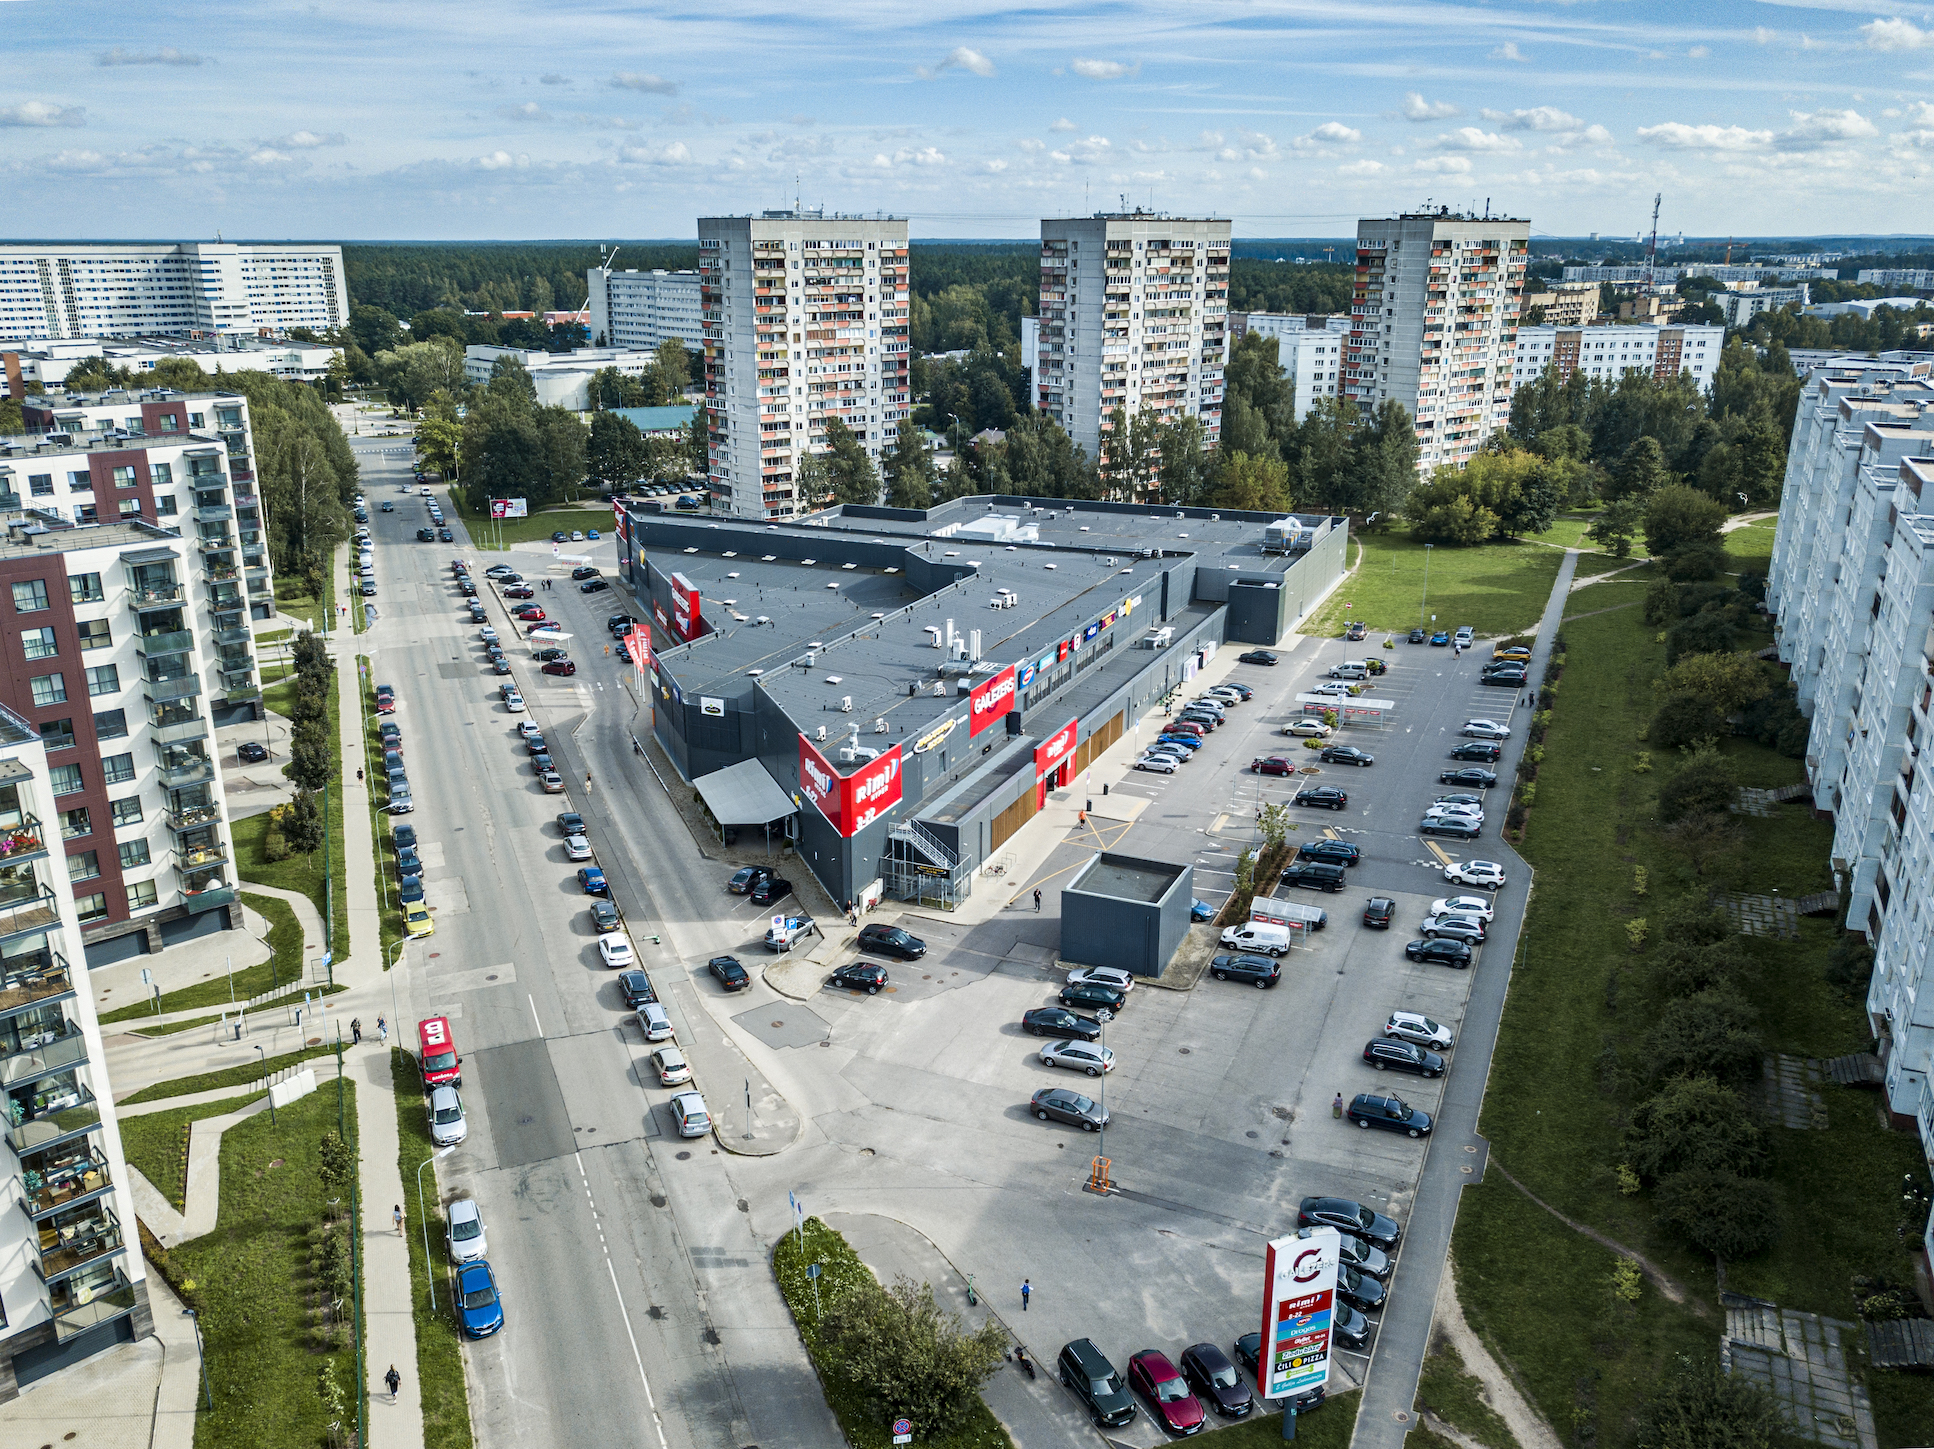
left=692, top=759, right=796, bottom=825
left=1068, top=854, right=1185, bottom=904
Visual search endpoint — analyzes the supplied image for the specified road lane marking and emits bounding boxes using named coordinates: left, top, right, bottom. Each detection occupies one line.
left=528, top=993, right=544, bottom=1036
left=576, top=1151, right=673, bottom=1449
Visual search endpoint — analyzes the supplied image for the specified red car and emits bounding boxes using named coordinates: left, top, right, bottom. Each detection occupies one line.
left=451, top=560, right=469, bottom=574
left=503, top=586, right=535, bottom=600
left=527, top=620, right=556, bottom=635
left=511, top=605, right=545, bottom=621
left=375, top=685, right=396, bottom=714
left=541, top=659, right=577, bottom=676
left=1128, top=1351, right=1205, bottom=1436
left=1251, top=756, right=1294, bottom=776
left=1165, top=720, right=1207, bottom=738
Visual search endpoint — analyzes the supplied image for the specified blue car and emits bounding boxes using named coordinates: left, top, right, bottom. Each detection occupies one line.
left=587, top=528, right=600, bottom=540
left=455, top=1260, right=504, bottom=1338
left=1156, top=733, right=1203, bottom=752
left=399, top=877, right=425, bottom=905
left=577, top=866, right=609, bottom=896
left=1430, top=630, right=1451, bottom=646
left=1191, top=899, right=1216, bottom=922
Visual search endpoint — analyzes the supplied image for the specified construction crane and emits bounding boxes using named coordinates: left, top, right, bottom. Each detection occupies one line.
left=1642, top=192, right=1662, bottom=286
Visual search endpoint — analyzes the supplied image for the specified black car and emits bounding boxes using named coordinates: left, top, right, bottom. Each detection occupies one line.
left=438, top=527, right=455, bottom=542
left=1292, top=786, right=1348, bottom=811
left=709, top=956, right=751, bottom=991
left=1438, top=767, right=1498, bottom=788
left=1406, top=937, right=1473, bottom=967
left=1407, top=627, right=1427, bottom=643
left=557, top=811, right=585, bottom=836
left=1419, top=816, right=1481, bottom=840
left=530, top=753, right=554, bottom=775
left=525, top=734, right=548, bottom=754
left=729, top=865, right=775, bottom=894
left=607, top=613, right=632, bottom=631
left=1363, top=1039, right=1445, bottom=1077
left=1320, top=745, right=1374, bottom=766
left=1336, top=1263, right=1387, bottom=1314
left=1022, top=1007, right=1102, bottom=1042
left=581, top=579, right=611, bottom=594
left=1362, top=896, right=1396, bottom=929
left=1348, top=1093, right=1434, bottom=1139
left=1208, top=952, right=1280, bottom=987
left=571, top=566, right=600, bottom=581
left=533, top=647, right=568, bottom=663
left=1280, top=862, right=1346, bottom=893
left=1058, top=1339, right=1135, bottom=1427
left=1237, top=650, right=1277, bottom=665
left=1176, top=711, right=1221, bottom=730
left=1448, top=741, right=1502, bottom=763
left=1060, top=980, right=1127, bottom=1011
left=237, top=741, right=269, bottom=763
left=416, top=527, right=435, bottom=541
left=617, top=970, right=657, bottom=1008
left=748, top=876, right=792, bottom=907
left=1297, top=840, right=1360, bottom=867
left=1030, top=1086, right=1108, bottom=1130
left=1480, top=669, right=1527, bottom=688
left=857, top=923, right=926, bottom=959
left=590, top=899, right=621, bottom=933
left=1297, top=1195, right=1402, bottom=1251
left=829, top=962, right=889, bottom=994
left=1179, top=1342, right=1253, bottom=1419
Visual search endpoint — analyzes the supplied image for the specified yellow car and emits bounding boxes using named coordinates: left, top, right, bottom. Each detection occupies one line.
left=404, top=904, right=435, bottom=938
left=1492, top=645, right=1532, bottom=662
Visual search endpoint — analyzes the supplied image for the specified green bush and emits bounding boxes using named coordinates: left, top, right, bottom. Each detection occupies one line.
left=1653, top=1168, right=1783, bottom=1259
left=1632, top=1352, right=1790, bottom=1447
left=1648, top=693, right=1724, bottom=751
left=1626, top=1076, right=1767, bottom=1180
left=1649, top=986, right=1763, bottom=1084
left=1664, top=611, right=1738, bottom=665
left=1657, top=746, right=1737, bottom=823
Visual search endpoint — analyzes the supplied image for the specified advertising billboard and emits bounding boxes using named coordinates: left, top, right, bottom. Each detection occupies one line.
left=624, top=627, right=652, bottom=677
left=489, top=498, right=528, bottom=519
left=968, top=664, right=1017, bottom=739
left=669, top=571, right=703, bottom=641
left=1259, top=1229, right=1339, bottom=1402
left=1035, top=718, right=1078, bottom=783
left=797, top=735, right=904, bottom=837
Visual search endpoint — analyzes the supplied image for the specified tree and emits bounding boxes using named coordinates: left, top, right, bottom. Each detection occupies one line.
left=654, top=338, right=691, bottom=395
left=1406, top=490, right=1498, bottom=546
left=346, top=303, right=403, bottom=358
left=1154, top=415, right=1212, bottom=505
left=1664, top=610, right=1738, bottom=665
left=820, top=1274, right=1008, bottom=1434
left=588, top=366, right=650, bottom=411
left=1644, top=484, right=1728, bottom=559
left=1585, top=497, right=1643, bottom=556
left=1220, top=332, right=1297, bottom=458
left=1650, top=937, right=1750, bottom=999
left=1656, top=744, right=1738, bottom=822
left=1604, top=435, right=1675, bottom=502
left=1663, top=809, right=1745, bottom=879
left=415, top=417, right=463, bottom=479
left=373, top=338, right=466, bottom=414
left=486, top=355, right=538, bottom=408
left=318, top=1130, right=356, bottom=1195
left=285, top=789, right=325, bottom=854
left=1633, top=1352, right=1790, bottom=1449
left=1653, top=1169, right=1782, bottom=1259
left=1099, top=406, right=1161, bottom=499
left=1648, top=693, right=1725, bottom=750
left=1206, top=451, right=1291, bottom=513
left=532, top=406, right=590, bottom=503
left=1662, top=654, right=1772, bottom=718
left=1333, top=398, right=1418, bottom=519
left=1625, top=1076, right=1766, bottom=1180
left=1497, top=458, right=1564, bottom=537
left=589, top=412, right=648, bottom=489
left=820, top=417, right=880, bottom=507
left=1650, top=986, right=1764, bottom=1083
left=885, top=420, right=935, bottom=509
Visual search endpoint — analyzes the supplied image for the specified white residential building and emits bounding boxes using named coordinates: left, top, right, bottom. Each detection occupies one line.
left=1715, top=286, right=1810, bottom=327
left=1805, top=298, right=1927, bottom=321
left=586, top=268, right=703, bottom=352
left=1232, top=314, right=1350, bottom=421
left=462, top=345, right=667, bottom=412
left=698, top=211, right=911, bottom=520
left=1347, top=211, right=1531, bottom=472
left=1035, top=213, right=1231, bottom=462
left=1561, top=264, right=1837, bottom=285
left=0, top=703, right=153, bottom=1395
left=0, top=244, right=348, bottom=342
left=1855, top=269, right=1934, bottom=291
left=1511, top=322, right=1725, bottom=391
left=3, top=337, right=339, bottom=395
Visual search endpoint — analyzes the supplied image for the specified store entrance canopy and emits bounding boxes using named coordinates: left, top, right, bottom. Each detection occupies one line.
left=692, top=759, right=796, bottom=825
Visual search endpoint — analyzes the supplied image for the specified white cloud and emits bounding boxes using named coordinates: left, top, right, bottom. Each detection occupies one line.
left=1893, top=129, right=1934, bottom=150
left=1401, top=92, right=1459, bottom=122
left=1753, top=27, right=1774, bottom=45
left=246, top=149, right=293, bottom=166
left=918, top=46, right=995, bottom=79
left=500, top=102, right=551, bottom=123
left=1248, top=166, right=1267, bottom=180
left=0, top=100, right=85, bottom=128
left=1237, top=129, right=1279, bottom=160
left=1482, top=106, right=1582, bottom=133
left=1436, top=127, right=1521, bottom=153
left=1018, top=138, right=1045, bottom=153
left=1687, top=46, right=1710, bottom=59
left=1492, top=42, right=1527, bottom=63
left=1072, top=58, right=1137, bottom=80
left=1413, top=155, right=1473, bottom=174
left=1338, top=159, right=1387, bottom=176
left=984, top=158, right=1007, bottom=172
left=1050, top=117, right=1077, bottom=133
left=1780, top=109, right=1879, bottom=147
left=1308, top=121, right=1360, bottom=144
left=96, top=47, right=204, bottom=67
left=475, top=150, right=527, bottom=170
left=276, top=130, right=345, bottom=148
left=1905, top=102, right=1934, bottom=126
left=1636, top=122, right=1772, bottom=151
left=617, top=141, right=690, bottom=165
left=1862, top=18, right=1930, bottom=51
left=609, top=72, right=677, bottom=95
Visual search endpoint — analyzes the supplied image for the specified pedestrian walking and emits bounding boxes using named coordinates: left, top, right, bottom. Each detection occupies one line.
left=376, top=1015, right=388, bottom=1045
left=586, top=771, right=593, bottom=789
left=1332, top=1092, right=1343, bottom=1119
left=392, top=1204, right=404, bottom=1236
left=384, top=1365, right=401, bottom=1402
left=351, top=1017, right=362, bottom=1045
left=1033, top=889, right=1042, bottom=913
left=1021, top=1279, right=1031, bottom=1311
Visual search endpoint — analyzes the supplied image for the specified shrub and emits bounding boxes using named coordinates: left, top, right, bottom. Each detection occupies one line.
left=1659, top=541, right=1727, bottom=582
left=264, top=828, right=291, bottom=863
left=1825, top=931, right=1875, bottom=999
left=1631, top=751, right=1652, bottom=773
left=1610, top=1257, right=1643, bottom=1305
left=1649, top=986, right=1763, bottom=1084
left=1633, top=866, right=1648, bottom=897
left=1626, top=918, right=1648, bottom=952
left=1648, top=693, right=1724, bottom=750
left=1626, top=1076, right=1767, bottom=1180
left=1633, top=1352, right=1789, bottom=1447
left=1650, top=938, right=1748, bottom=999
left=1653, top=1169, right=1782, bottom=1259
left=818, top=1273, right=1009, bottom=1435
left=1653, top=895, right=1734, bottom=947
left=1657, top=745, right=1737, bottom=823
left=1664, top=611, right=1738, bottom=665
left=286, top=789, right=325, bottom=853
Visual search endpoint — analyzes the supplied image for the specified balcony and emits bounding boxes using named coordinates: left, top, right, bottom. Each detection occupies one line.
left=151, top=714, right=209, bottom=747
left=179, top=877, right=236, bottom=913
left=176, top=839, right=229, bottom=871
left=33, top=1204, right=126, bottom=1285
left=5, top=1083, right=100, bottom=1155
left=1, top=1019, right=88, bottom=1090
left=0, top=818, right=48, bottom=867
left=51, top=1267, right=139, bottom=1342
left=195, top=504, right=233, bottom=524
left=167, top=799, right=219, bottom=831
left=212, top=624, right=252, bottom=648
left=0, top=950, right=73, bottom=1021
left=143, top=674, right=201, bottom=704
left=127, top=579, right=184, bottom=609
left=205, top=563, right=240, bottom=584
left=158, top=756, right=214, bottom=788
left=135, top=628, right=196, bottom=659
left=0, top=887, right=60, bottom=944
left=20, top=1141, right=111, bottom=1220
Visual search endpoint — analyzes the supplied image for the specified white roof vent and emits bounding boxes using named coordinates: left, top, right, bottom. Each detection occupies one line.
left=747, top=668, right=764, bottom=677
left=826, top=581, right=840, bottom=589
left=763, top=554, right=776, bottom=561
left=1044, top=562, right=1058, bottom=570
left=826, top=674, right=843, bottom=684
left=684, top=546, right=699, bottom=553
left=841, top=562, right=857, bottom=570
left=723, top=551, right=737, bottom=557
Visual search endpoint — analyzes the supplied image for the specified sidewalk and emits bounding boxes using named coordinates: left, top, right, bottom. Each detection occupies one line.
left=356, top=1045, right=423, bottom=1448
left=94, top=882, right=330, bottom=1028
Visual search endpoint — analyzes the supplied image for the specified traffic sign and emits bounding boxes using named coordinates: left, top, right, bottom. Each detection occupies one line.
left=892, top=1417, right=912, bottom=1443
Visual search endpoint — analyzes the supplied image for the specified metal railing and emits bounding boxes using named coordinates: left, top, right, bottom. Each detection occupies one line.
left=0, top=888, right=61, bottom=942
left=889, top=817, right=958, bottom=867
left=0, top=1019, right=88, bottom=1089
left=0, top=950, right=73, bottom=1019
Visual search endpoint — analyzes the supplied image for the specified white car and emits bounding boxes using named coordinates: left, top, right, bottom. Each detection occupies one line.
left=1425, top=802, right=1485, bottom=821
left=447, top=1197, right=487, bottom=1262
left=670, top=1091, right=711, bottom=1137
left=1187, top=698, right=1225, bottom=717
left=1444, top=859, right=1507, bottom=889
left=1205, top=688, right=1244, bottom=704
left=598, top=933, right=636, bottom=969
left=1135, top=754, right=1179, bottom=774
left=652, top=1046, right=692, bottom=1086
left=401, top=483, right=413, bottom=493
left=1283, top=719, right=1333, bottom=738
left=564, top=834, right=594, bottom=861
left=505, top=690, right=525, bottom=713
left=1430, top=895, right=1495, bottom=922
left=1066, top=966, right=1135, bottom=995
left=428, top=1086, right=467, bottom=1146
left=1461, top=719, right=1511, bottom=740
left=1308, top=681, right=1354, bottom=697
left=1040, top=1040, right=1115, bottom=1076
left=1385, top=1011, right=1455, bottom=1051
left=637, top=1002, right=674, bottom=1041
left=517, top=719, right=540, bottom=737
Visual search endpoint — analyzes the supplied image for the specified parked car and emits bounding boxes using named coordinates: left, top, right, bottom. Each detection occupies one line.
left=1065, top=967, right=1135, bottom=995
left=1250, top=756, right=1295, bottom=776
left=1237, top=650, right=1277, bottom=665
left=1059, top=980, right=1127, bottom=1012
left=1179, top=1342, right=1253, bottom=1419
left=857, top=923, right=926, bottom=959
left=1293, top=786, right=1348, bottom=811
left=1058, top=1340, right=1136, bottom=1428
left=1039, top=1039, right=1115, bottom=1076
left=428, top=1086, right=468, bottom=1146
left=652, top=1045, right=691, bottom=1085
left=636, top=1002, right=674, bottom=1041
left=1320, top=745, right=1375, bottom=767
left=1136, top=754, right=1179, bottom=774
left=1454, top=625, right=1475, bottom=646
left=238, top=741, right=269, bottom=763
left=1421, top=914, right=1487, bottom=945
left=1419, top=816, right=1481, bottom=840
left=1448, top=740, right=1502, bottom=761
left=1209, top=952, right=1281, bottom=987
left=1363, top=1038, right=1445, bottom=1077
left=1460, top=718, right=1512, bottom=740
left=618, top=970, right=657, bottom=1008
left=729, top=865, right=775, bottom=894
left=670, top=1091, right=711, bottom=1137
left=591, top=899, right=622, bottom=934
left=1431, top=895, right=1495, bottom=922
left=748, top=876, right=791, bottom=906
left=1408, top=627, right=1427, bottom=643
left=829, top=962, right=889, bottom=994
left=1405, top=937, right=1473, bottom=968
left=447, top=1198, right=487, bottom=1262
left=1430, top=629, right=1450, bottom=646
left=1022, top=1007, right=1102, bottom=1042
left=708, top=955, right=752, bottom=991
left=571, top=566, right=600, bottom=581
left=598, top=933, right=636, bottom=969
left=1385, top=1011, right=1455, bottom=1051
left=1190, top=899, right=1216, bottom=922
left=1297, top=839, right=1360, bottom=867
left=1443, top=859, right=1507, bottom=889
left=1297, top=1195, right=1402, bottom=1250
left=1336, top=1262, right=1389, bottom=1313
left=542, top=659, right=578, bottom=676
left=1282, top=718, right=1333, bottom=738
left=1362, top=897, right=1396, bottom=929
left=1129, top=1351, right=1206, bottom=1437
left=1280, top=862, right=1346, bottom=893
left=455, top=1259, right=504, bottom=1338
left=577, top=867, right=609, bottom=895
left=1344, top=621, right=1368, bottom=641
left=1031, top=1087, right=1108, bottom=1131
left=580, top=579, right=611, bottom=594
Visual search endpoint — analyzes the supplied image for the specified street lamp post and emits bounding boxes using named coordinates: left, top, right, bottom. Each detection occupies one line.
left=1095, top=1008, right=1114, bottom=1174
left=182, top=1308, right=213, bottom=1410
left=418, top=1146, right=456, bottom=1309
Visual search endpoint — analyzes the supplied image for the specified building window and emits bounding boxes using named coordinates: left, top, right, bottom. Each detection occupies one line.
left=118, top=498, right=142, bottom=519
left=156, top=496, right=178, bottom=517
left=118, top=839, right=150, bottom=869
left=156, top=413, right=179, bottom=433
left=76, top=619, right=111, bottom=652
left=190, top=413, right=206, bottom=428
left=126, top=880, right=158, bottom=911
left=85, top=664, right=119, bottom=697
left=30, top=673, right=66, bottom=706
left=101, top=754, right=134, bottom=785
left=60, top=807, right=90, bottom=840
left=151, top=462, right=173, bottom=485
left=68, top=470, right=92, bottom=493
left=20, top=626, right=57, bottom=660
left=93, top=708, right=128, bottom=740
left=73, top=505, right=97, bottom=525
left=111, top=796, right=143, bottom=827
left=28, top=473, right=53, bottom=497
left=68, top=850, right=101, bottom=883
left=69, top=573, right=105, bottom=605
left=41, top=719, right=75, bottom=752
left=112, top=466, right=137, bottom=489
left=50, top=763, right=83, bottom=795
left=74, top=891, right=108, bottom=923
left=12, top=580, right=49, bottom=613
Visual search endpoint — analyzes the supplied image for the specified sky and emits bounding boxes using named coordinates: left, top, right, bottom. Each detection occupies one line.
left=2, top=0, right=1932, bottom=243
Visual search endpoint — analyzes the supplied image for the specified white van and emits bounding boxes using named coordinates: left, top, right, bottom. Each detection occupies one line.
left=1219, top=922, right=1293, bottom=957
left=1327, top=661, right=1369, bottom=681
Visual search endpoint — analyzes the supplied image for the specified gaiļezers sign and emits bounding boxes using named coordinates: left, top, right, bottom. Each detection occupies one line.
left=968, top=664, right=1017, bottom=739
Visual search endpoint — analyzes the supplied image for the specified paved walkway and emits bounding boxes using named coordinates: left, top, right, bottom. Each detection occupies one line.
left=1724, top=1299, right=1877, bottom=1449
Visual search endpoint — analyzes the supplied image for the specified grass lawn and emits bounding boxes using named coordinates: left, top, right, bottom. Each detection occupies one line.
left=1452, top=575, right=1934, bottom=1447
left=1188, top=1393, right=1358, bottom=1445
left=1568, top=553, right=1654, bottom=586
left=124, top=983, right=349, bottom=1038
left=1300, top=532, right=1565, bottom=640
left=256, top=627, right=294, bottom=646
left=121, top=1040, right=345, bottom=1104
left=239, top=667, right=351, bottom=964
left=118, top=1091, right=256, bottom=1209
left=390, top=1047, right=475, bottom=1449
left=100, top=892, right=305, bottom=1024
left=146, top=1081, right=362, bottom=1449
left=774, top=1216, right=1013, bottom=1449
left=1414, top=1334, right=1515, bottom=1449
left=358, top=659, right=405, bottom=966
left=444, top=484, right=619, bottom=551
left=1522, top=512, right=1604, bottom=551
left=273, top=562, right=336, bottom=634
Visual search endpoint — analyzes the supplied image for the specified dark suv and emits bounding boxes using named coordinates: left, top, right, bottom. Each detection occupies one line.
left=1280, top=862, right=1346, bottom=893
left=857, top=923, right=926, bottom=959
left=1058, top=1339, right=1135, bottom=1427
left=1362, top=897, right=1396, bottom=929
left=1297, top=840, right=1360, bottom=867
left=1208, top=952, right=1281, bottom=987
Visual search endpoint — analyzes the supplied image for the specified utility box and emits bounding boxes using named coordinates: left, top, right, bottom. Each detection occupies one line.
left=1060, top=853, right=1193, bottom=979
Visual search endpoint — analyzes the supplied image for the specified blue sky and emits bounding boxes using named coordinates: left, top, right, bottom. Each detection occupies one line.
left=3, top=0, right=1931, bottom=241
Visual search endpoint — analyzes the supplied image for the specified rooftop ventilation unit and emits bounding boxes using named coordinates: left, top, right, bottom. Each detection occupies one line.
left=825, top=674, right=843, bottom=684
left=815, top=725, right=827, bottom=740
left=874, top=718, right=887, bottom=734
left=840, top=695, right=853, bottom=713
left=969, top=629, right=983, bottom=661
left=924, top=624, right=944, bottom=648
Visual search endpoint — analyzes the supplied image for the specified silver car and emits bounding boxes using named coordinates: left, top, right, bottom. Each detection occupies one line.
left=636, top=1002, right=674, bottom=1042
left=652, top=1046, right=692, bottom=1086
left=1384, top=1010, right=1455, bottom=1051
left=447, top=1197, right=487, bottom=1262
left=670, top=1091, right=711, bottom=1138
left=1065, top=966, right=1135, bottom=995
left=1420, top=913, right=1487, bottom=944
left=428, top=1086, right=467, bottom=1146
left=1040, top=1039, right=1115, bottom=1076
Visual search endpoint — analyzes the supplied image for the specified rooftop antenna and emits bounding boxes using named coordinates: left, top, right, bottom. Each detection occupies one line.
left=1643, top=191, right=1662, bottom=286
